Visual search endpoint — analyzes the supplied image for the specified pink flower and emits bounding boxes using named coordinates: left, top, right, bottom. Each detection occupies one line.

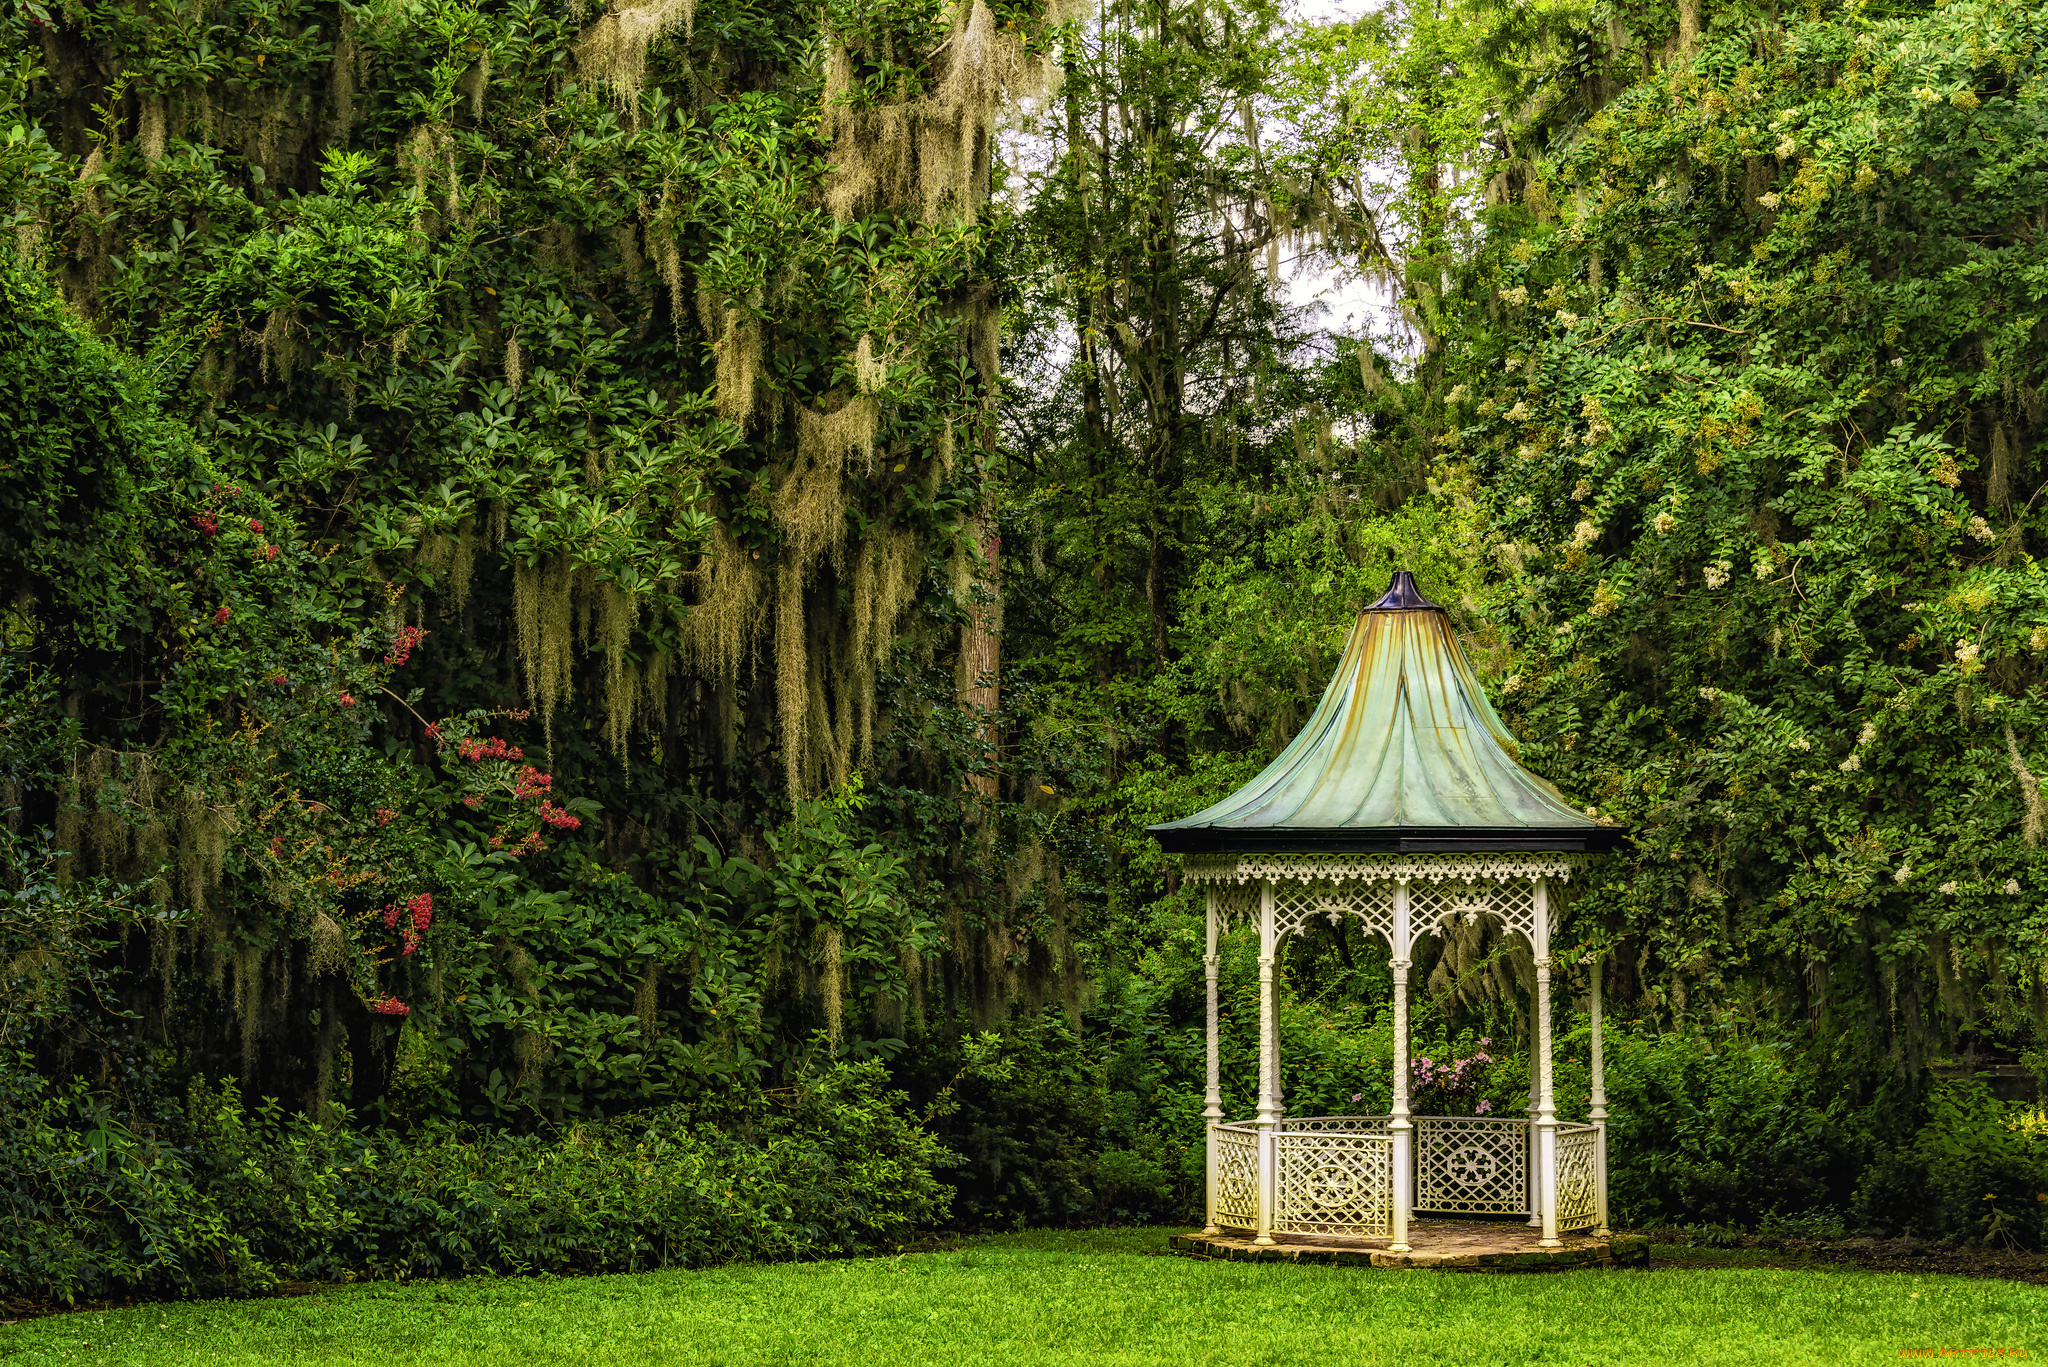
left=338, top=692, right=356, bottom=707
left=1351, top=1093, right=1362, bottom=1104
left=1477, top=1099, right=1492, bottom=1114
left=213, top=605, right=231, bottom=624
left=385, top=625, right=427, bottom=666
left=370, top=996, right=410, bottom=1016
left=192, top=514, right=218, bottom=536
left=383, top=903, right=400, bottom=929
left=375, top=808, right=396, bottom=826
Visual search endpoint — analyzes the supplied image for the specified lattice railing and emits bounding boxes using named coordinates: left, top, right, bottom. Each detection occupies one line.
left=1415, top=1116, right=1529, bottom=1216
left=1273, top=1130, right=1392, bottom=1237
left=1213, top=1123, right=1259, bottom=1231
left=1275, top=1115, right=1391, bottom=1137
left=1555, top=1124, right=1599, bottom=1230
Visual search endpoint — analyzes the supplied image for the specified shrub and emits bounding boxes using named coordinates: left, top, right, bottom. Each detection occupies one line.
left=0, top=1056, right=948, bottom=1304
left=1604, top=1029, right=1847, bottom=1227
left=1852, top=1082, right=2048, bottom=1249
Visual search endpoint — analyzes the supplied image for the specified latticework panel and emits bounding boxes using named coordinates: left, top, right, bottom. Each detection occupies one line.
left=1209, top=881, right=1260, bottom=932
left=1213, top=1123, right=1259, bottom=1231
left=1278, top=1116, right=1391, bottom=1137
left=1415, top=1117, right=1530, bottom=1216
left=1273, top=1131, right=1392, bottom=1237
left=1271, top=880, right=1395, bottom=944
left=1555, top=1125, right=1599, bottom=1230
left=1405, top=877, right=1544, bottom=943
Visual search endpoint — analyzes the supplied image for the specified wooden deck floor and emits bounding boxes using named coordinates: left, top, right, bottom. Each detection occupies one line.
left=1169, top=1220, right=1647, bottom=1270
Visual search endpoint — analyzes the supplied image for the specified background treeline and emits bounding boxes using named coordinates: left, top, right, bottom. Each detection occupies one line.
left=3, top=0, right=2047, bottom=1304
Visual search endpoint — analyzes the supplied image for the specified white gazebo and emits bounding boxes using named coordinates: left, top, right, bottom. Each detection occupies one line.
left=1150, top=571, right=1623, bottom=1252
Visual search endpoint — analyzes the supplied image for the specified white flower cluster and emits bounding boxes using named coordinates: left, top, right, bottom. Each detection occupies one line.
left=1758, top=192, right=1782, bottom=210
left=2033, top=626, right=2048, bottom=653
left=1790, top=736, right=1811, bottom=752
left=2007, top=878, right=2024, bottom=895
left=1698, top=686, right=1721, bottom=702
left=1755, top=556, right=1775, bottom=580
left=1557, top=310, right=1581, bottom=327
left=1506, top=400, right=1532, bottom=421
left=1956, top=640, right=1980, bottom=665
left=1858, top=721, right=1877, bottom=745
left=1570, top=519, right=1599, bottom=548
left=1939, top=881, right=1959, bottom=895
left=1704, top=561, right=1732, bottom=589
left=1894, top=864, right=1913, bottom=884
left=1914, top=86, right=1941, bottom=103
left=1501, top=285, right=1530, bottom=305
left=1969, top=515, right=1994, bottom=542
left=1840, top=753, right=1862, bottom=773
left=1776, top=135, right=1798, bottom=158
left=1652, top=511, right=1678, bottom=534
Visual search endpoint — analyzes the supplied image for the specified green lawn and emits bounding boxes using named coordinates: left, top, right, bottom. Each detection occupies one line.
left=4, top=1228, right=2041, bottom=1366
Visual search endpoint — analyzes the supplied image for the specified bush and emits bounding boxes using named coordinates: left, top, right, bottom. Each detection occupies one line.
left=1851, top=1082, right=2048, bottom=1249
left=0, top=1056, right=948, bottom=1304
left=1604, top=1029, right=1848, bottom=1228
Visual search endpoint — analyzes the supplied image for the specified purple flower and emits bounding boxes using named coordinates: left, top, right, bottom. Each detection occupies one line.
left=1477, top=1099, right=1492, bottom=1114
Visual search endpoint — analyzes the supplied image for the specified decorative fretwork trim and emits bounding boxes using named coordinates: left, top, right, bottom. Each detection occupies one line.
left=1184, top=851, right=1593, bottom=886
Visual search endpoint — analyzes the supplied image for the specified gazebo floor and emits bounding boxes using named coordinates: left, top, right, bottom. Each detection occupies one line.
left=1169, top=1220, right=1648, bottom=1271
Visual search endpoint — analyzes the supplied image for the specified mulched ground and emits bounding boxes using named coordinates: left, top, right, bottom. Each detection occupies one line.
left=1642, top=1230, right=2048, bottom=1284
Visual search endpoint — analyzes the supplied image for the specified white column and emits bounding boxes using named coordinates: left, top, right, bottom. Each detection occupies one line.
left=1526, top=989, right=1541, bottom=1228
left=1590, top=952, right=1611, bottom=1238
left=1387, top=878, right=1414, bottom=1252
left=1254, top=880, right=1280, bottom=1246
left=1202, top=886, right=1222, bottom=1237
left=1534, top=878, right=1560, bottom=1248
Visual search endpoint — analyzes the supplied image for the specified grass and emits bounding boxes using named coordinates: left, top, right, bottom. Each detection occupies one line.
left=4, top=1227, right=2044, bottom=1366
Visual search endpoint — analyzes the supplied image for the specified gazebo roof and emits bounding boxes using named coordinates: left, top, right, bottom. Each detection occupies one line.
left=1148, top=572, right=1622, bottom=855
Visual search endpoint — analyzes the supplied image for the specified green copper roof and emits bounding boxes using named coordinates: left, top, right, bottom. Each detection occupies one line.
left=1148, top=572, right=1620, bottom=855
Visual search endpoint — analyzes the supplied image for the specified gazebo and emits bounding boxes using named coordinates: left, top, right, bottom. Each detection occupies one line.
left=1149, top=571, right=1625, bottom=1254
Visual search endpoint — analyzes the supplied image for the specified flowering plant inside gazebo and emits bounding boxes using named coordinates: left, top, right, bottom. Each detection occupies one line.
left=1148, top=571, right=1625, bottom=1252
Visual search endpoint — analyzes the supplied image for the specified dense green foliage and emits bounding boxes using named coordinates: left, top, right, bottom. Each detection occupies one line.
left=4, top=0, right=2048, bottom=1307
left=2, top=1053, right=947, bottom=1300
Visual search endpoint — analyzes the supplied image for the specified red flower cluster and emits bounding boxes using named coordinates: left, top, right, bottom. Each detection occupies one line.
left=400, top=892, right=432, bottom=955
left=338, top=692, right=356, bottom=707
left=213, top=605, right=231, bottom=624
left=248, top=519, right=263, bottom=533
left=370, top=996, right=410, bottom=1016
left=424, top=723, right=443, bottom=742
left=385, top=625, right=428, bottom=666
left=456, top=736, right=523, bottom=763
left=537, top=800, right=581, bottom=830
left=263, top=544, right=280, bottom=562
left=461, top=794, right=483, bottom=808
left=512, top=766, right=551, bottom=801
left=375, top=808, right=397, bottom=826
left=192, top=514, right=218, bottom=536
left=272, top=674, right=289, bottom=686
left=382, top=902, right=401, bottom=929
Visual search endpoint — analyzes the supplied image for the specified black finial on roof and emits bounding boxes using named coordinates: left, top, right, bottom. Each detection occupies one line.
left=1366, top=569, right=1443, bottom=612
